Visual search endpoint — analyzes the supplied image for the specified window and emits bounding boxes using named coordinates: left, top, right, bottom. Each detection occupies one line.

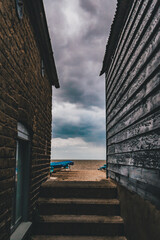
left=41, top=60, right=45, bottom=77
left=15, top=0, right=24, bottom=20
left=11, top=123, right=31, bottom=234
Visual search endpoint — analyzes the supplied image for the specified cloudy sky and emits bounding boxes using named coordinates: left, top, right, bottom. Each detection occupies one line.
left=43, top=0, right=117, bottom=160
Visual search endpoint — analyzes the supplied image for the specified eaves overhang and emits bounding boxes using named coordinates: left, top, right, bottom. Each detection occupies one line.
left=25, top=0, right=60, bottom=88
left=100, top=0, right=134, bottom=76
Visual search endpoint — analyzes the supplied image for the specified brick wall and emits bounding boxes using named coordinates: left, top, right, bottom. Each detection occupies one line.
left=0, top=1, right=53, bottom=239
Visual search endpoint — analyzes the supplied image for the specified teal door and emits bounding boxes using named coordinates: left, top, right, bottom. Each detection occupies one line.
left=11, top=123, right=31, bottom=231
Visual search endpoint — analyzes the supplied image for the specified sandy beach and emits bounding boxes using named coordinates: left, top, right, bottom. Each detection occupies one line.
left=50, top=160, right=106, bottom=181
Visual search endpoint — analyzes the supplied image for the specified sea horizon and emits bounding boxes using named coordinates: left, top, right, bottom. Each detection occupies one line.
left=51, top=159, right=106, bottom=170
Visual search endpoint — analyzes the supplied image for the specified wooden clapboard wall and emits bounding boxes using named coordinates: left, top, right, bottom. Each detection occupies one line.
left=105, top=0, right=160, bottom=207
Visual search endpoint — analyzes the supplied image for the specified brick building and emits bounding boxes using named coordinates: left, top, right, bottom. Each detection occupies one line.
left=100, top=0, right=160, bottom=239
left=0, top=0, right=59, bottom=239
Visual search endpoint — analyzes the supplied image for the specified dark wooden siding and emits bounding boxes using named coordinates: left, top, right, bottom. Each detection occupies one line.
left=105, top=0, right=160, bottom=208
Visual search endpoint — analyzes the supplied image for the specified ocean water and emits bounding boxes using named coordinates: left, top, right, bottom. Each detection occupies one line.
left=51, top=160, right=106, bottom=170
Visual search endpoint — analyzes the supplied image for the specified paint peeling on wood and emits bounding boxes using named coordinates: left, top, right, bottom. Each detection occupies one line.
left=104, top=0, right=160, bottom=208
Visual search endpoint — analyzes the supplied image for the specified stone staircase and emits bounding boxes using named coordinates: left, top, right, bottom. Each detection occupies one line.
left=32, top=180, right=127, bottom=240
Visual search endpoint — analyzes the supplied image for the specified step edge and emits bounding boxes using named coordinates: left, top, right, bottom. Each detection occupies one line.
left=38, top=198, right=120, bottom=205
left=32, top=236, right=127, bottom=240
left=39, top=215, right=124, bottom=224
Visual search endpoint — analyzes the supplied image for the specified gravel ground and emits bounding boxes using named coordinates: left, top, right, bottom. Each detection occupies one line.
left=50, top=160, right=106, bottom=181
left=50, top=163, right=106, bottom=182
left=51, top=160, right=105, bottom=170
left=50, top=169, right=106, bottom=181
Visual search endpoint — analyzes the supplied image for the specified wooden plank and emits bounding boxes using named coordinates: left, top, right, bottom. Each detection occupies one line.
left=106, top=0, right=141, bottom=83
left=107, top=0, right=159, bottom=98
left=108, top=110, right=160, bottom=145
left=107, top=0, right=150, bottom=90
left=108, top=69, right=160, bottom=126
left=107, top=0, right=158, bottom=97
left=108, top=164, right=160, bottom=186
left=105, top=0, right=160, bottom=211
left=108, top=129, right=160, bottom=154
left=107, top=24, right=160, bottom=114
left=107, top=90, right=160, bottom=138
left=108, top=150, right=160, bottom=169
left=109, top=171, right=160, bottom=208
left=107, top=42, right=160, bottom=122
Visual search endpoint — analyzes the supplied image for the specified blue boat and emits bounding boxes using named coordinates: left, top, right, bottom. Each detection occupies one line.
left=98, top=164, right=106, bottom=170
left=50, top=161, right=74, bottom=175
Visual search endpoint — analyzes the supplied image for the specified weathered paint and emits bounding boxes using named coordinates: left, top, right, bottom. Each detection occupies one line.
left=103, top=0, right=160, bottom=208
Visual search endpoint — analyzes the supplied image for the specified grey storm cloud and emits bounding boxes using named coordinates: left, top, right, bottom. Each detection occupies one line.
left=56, top=79, right=105, bottom=109
left=52, top=120, right=106, bottom=146
left=43, top=0, right=116, bottom=158
left=79, top=0, right=97, bottom=15
left=44, top=0, right=117, bottom=108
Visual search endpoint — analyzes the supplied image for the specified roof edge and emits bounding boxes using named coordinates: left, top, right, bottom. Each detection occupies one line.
left=25, top=0, right=60, bottom=88
left=100, top=0, right=134, bottom=76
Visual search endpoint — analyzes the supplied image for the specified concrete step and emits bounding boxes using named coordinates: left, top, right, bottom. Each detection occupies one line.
left=38, top=198, right=120, bottom=216
left=35, top=215, right=124, bottom=236
left=32, top=236, right=127, bottom=240
left=40, top=181, right=117, bottom=199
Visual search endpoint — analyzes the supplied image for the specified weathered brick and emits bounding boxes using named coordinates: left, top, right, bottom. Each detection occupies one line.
left=0, top=158, right=15, bottom=169
left=0, top=0, right=57, bottom=238
left=0, top=147, right=15, bottom=158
